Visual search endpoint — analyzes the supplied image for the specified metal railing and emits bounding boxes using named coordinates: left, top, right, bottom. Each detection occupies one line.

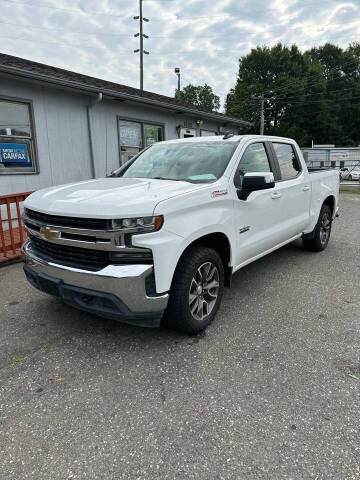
left=0, top=191, right=33, bottom=264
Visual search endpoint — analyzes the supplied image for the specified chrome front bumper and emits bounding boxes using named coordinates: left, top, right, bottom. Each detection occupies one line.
left=22, top=241, right=169, bottom=327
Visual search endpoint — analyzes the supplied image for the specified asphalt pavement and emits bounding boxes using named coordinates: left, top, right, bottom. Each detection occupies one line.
left=0, top=193, right=360, bottom=480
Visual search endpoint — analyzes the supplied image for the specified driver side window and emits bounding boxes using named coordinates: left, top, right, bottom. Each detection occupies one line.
left=235, top=142, right=271, bottom=186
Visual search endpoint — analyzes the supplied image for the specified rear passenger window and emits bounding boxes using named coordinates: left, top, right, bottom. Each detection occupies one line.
left=273, top=143, right=301, bottom=180
left=238, top=143, right=271, bottom=176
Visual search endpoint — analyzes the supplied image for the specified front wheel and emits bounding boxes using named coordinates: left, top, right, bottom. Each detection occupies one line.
left=303, top=204, right=332, bottom=252
left=349, top=174, right=353, bottom=181
left=163, top=246, right=224, bottom=334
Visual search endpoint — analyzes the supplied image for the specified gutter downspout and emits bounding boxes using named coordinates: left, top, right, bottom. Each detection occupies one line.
left=87, top=92, right=103, bottom=179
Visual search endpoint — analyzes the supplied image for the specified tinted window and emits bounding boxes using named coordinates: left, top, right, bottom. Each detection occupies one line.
left=238, top=143, right=271, bottom=176
left=273, top=143, right=301, bottom=180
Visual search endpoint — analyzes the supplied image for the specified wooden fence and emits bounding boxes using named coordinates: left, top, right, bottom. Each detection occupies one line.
left=0, top=191, right=33, bottom=264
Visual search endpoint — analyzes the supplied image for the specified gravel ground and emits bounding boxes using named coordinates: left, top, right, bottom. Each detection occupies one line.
left=0, top=193, right=359, bottom=480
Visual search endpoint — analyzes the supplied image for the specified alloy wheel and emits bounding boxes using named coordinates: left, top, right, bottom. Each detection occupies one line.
left=189, top=262, right=220, bottom=321
left=320, top=211, right=331, bottom=246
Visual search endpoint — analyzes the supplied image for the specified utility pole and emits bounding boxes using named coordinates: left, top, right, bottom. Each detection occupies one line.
left=175, top=68, right=181, bottom=94
left=134, top=0, right=149, bottom=91
left=252, top=93, right=266, bottom=135
left=259, top=94, right=265, bottom=135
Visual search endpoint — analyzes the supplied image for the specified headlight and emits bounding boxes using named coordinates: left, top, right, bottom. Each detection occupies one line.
left=111, top=215, right=163, bottom=233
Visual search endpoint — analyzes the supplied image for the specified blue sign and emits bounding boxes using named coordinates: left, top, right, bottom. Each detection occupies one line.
left=0, top=143, right=31, bottom=166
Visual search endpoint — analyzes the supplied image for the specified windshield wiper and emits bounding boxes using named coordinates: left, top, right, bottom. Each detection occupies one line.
left=153, top=177, right=190, bottom=182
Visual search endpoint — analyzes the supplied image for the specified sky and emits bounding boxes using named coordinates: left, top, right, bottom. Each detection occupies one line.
left=1, top=0, right=360, bottom=110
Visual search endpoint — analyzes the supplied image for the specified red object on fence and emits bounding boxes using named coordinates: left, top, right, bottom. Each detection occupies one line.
left=0, top=191, right=33, bottom=264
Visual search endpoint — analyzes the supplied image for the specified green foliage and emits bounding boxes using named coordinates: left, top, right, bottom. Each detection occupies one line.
left=175, top=83, right=220, bottom=112
left=226, top=42, right=360, bottom=146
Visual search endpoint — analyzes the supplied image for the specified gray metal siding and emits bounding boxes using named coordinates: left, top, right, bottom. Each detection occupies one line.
left=0, top=78, right=92, bottom=194
left=0, top=76, right=227, bottom=195
left=301, top=148, right=360, bottom=168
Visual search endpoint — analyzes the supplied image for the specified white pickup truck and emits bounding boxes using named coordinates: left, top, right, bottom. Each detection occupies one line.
left=22, top=135, right=339, bottom=334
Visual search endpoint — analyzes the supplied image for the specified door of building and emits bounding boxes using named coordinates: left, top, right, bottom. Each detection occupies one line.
left=118, top=121, right=142, bottom=165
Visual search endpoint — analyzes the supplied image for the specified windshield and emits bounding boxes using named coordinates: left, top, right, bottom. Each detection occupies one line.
left=113, top=141, right=239, bottom=183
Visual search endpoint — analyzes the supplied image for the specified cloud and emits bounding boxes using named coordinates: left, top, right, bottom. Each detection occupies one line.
left=1, top=0, right=359, bottom=109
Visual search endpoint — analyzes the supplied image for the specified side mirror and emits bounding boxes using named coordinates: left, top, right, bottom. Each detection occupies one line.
left=237, top=172, right=275, bottom=200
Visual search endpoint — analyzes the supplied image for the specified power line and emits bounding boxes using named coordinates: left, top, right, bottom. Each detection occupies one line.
left=249, top=62, right=360, bottom=102
left=0, top=19, right=133, bottom=37
left=0, top=9, right=357, bottom=40
left=227, top=86, right=360, bottom=111
left=263, top=103, right=360, bottom=121
left=0, top=32, right=209, bottom=56
left=261, top=58, right=360, bottom=97
left=0, top=34, right=123, bottom=51
left=147, top=20, right=360, bottom=38
left=279, top=94, right=360, bottom=107
left=2, top=0, right=133, bottom=18
left=4, top=0, right=358, bottom=23
left=273, top=85, right=360, bottom=102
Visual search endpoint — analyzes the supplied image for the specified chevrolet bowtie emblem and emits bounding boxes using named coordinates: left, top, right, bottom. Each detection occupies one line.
left=40, top=226, right=60, bottom=240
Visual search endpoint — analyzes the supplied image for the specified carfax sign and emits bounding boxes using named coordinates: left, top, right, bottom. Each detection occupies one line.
left=0, top=143, right=31, bottom=166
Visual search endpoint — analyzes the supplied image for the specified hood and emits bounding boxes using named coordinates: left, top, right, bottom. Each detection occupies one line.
left=24, top=177, right=207, bottom=218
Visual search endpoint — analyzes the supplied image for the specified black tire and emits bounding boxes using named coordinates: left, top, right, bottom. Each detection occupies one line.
left=303, top=204, right=332, bottom=252
left=163, top=246, right=225, bottom=334
left=349, top=175, right=353, bottom=181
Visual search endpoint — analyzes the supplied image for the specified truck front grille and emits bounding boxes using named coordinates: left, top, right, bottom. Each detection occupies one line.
left=29, top=235, right=110, bottom=271
left=28, top=235, right=153, bottom=271
left=25, top=208, right=110, bottom=230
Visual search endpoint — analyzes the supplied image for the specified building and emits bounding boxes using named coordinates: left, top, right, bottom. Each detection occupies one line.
left=301, top=147, right=360, bottom=169
left=0, top=52, right=251, bottom=195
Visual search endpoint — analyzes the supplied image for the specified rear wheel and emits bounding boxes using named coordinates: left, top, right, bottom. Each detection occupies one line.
left=163, top=246, right=224, bottom=334
left=303, top=204, right=332, bottom=252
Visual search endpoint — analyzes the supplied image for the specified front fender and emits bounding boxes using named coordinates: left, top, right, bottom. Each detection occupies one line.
left=133, top=223, right=235, bottom=294
left=133, top=181, right=236, bottom=293
left=133, top=190, right=236, bottom=293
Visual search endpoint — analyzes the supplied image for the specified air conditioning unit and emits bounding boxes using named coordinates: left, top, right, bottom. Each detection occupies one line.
left=177, top=127, right=197, bottom=138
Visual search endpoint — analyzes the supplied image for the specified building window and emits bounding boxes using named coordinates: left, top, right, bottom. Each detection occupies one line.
left=0, top=98, right=38, bottom=174
left=272, top=143, right=301, bottom=180
left=144, top=124, right=163, bottom=147
left=118, top=117, right=164, bottom=165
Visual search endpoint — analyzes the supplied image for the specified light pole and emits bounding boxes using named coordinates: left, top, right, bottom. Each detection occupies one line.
left=175, top=67, right=181, bottom=94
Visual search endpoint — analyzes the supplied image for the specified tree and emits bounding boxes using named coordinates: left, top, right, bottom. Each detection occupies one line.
left=226, top=42, right=360, bottom=146
left=175, top=84, right=220, bottom=112
left=307, top=43, right=360, bottom=145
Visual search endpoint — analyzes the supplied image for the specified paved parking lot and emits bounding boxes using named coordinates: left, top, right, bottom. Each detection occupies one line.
left=1, top=193, right=360, bottom=480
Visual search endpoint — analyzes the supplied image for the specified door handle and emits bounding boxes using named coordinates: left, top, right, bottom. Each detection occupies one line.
left=302, top=185, right=310, bottom=192
left=271, top=192, right=282, bottom=199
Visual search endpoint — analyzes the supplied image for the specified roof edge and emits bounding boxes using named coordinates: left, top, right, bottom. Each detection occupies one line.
left=0, top=63, right=252, bottom=127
